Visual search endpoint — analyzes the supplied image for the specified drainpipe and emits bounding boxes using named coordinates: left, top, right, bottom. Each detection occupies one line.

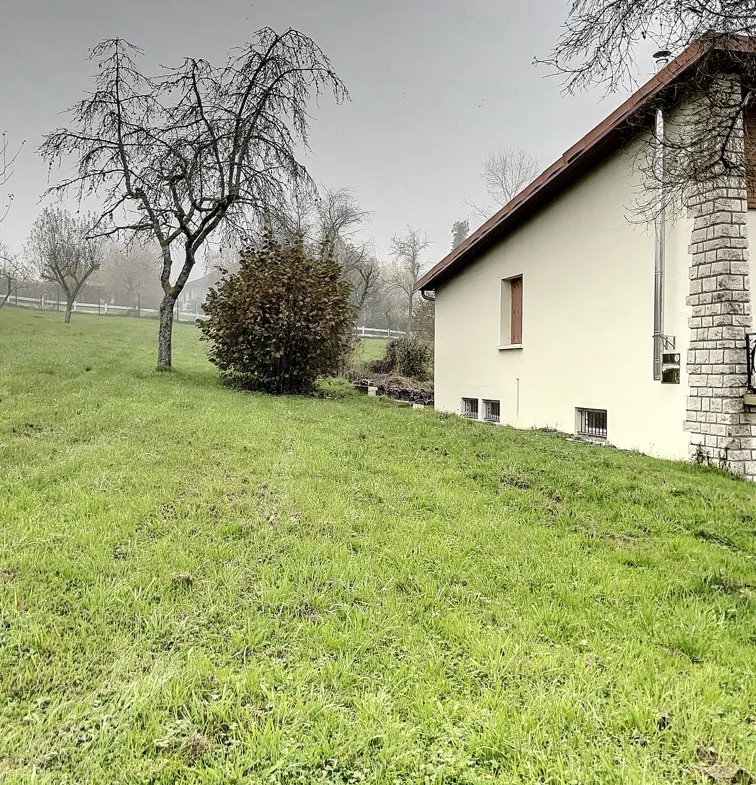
left=653, top=49, right=671, bottom=380
left=420, top=289, right=435, bottom=302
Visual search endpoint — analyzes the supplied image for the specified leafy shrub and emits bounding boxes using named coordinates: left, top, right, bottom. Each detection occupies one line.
left=369, top=336, right=432, bottom=380
left=200, top=235, right=355, bottom=394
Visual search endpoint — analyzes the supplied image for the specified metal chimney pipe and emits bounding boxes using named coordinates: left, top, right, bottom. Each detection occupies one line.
left=652, top=50, right=671, bottom=380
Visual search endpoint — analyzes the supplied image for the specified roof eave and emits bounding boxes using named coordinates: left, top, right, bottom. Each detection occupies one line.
left=416, top=36, right=755, bottom=294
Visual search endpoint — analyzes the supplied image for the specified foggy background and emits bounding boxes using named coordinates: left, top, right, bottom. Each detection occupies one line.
left=0, top=0, right=659, bottom=274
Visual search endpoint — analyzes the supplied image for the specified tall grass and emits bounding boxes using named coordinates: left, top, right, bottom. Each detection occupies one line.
left=0, top=308, right=754, bottom=784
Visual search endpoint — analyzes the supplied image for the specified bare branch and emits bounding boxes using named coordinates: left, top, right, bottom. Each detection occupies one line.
left=0, top=132, right=25, bottom=224
left=542, top=1, right=756, bottom=94
left=542, top=6, right=756, bottom=222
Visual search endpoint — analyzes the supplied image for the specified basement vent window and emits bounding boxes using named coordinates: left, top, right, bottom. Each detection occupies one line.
left=483, top=400, right=501, bottom=423
left=576, top=408, right=608, bottom=440
left=462, top=398, right=479, bottom=419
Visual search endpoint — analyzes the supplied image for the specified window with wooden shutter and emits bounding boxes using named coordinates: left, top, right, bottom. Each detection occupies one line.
left=499, top=276, right=524, bottom=348
left=510, top=276, right=523, bottom=344
left=745, top=107, right=756, bottom=209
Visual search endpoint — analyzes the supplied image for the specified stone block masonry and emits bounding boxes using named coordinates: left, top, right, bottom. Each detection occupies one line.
left=685, top=175, right=756, bottom=479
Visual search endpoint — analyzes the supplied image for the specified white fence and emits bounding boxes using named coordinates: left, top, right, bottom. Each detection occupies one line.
left=5, top=295, right=404, bottom=337
left=7, top=294, right=204, bottom=321
left=354, top=326, right=406, bottom=339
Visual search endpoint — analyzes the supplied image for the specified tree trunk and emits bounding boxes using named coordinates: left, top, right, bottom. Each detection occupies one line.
left=64, top=296, right=74, bottom=323
left=0, top=274, right=11, bottom=308
left=407, top=293, right=414, bottom=336
left=158, top=293, right=176, bottom=368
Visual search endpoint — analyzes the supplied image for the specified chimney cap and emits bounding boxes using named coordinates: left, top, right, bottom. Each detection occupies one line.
left=653, top=49, right=672, bottom=73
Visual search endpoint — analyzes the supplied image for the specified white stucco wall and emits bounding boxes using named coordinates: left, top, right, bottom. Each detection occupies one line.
left=434, top=137, right=694, bottom=460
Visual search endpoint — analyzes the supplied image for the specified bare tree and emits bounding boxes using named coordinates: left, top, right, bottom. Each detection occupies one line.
left=542, top=5, right=756, bottom=218
left=314, top=186, right=370, bottom=261
left=390, top=226, right=431, bottom=334
left=358, top=272, right=404, bottom=331
left=0, top=135, right=24, bottom=303
left=39, top=31, right=346, bottom=368
left=482, top=149, right=540, bottom=206
left=25, top=208, right=104, bottom=323
left=0, top=243, right=29, bottom=308
left=260, top=180, right=318, bottom=241
left=466, top=148, right=539, bottom=221
left=311, top=187, right=382, bottom=310
left=340, top=241, right=382, bottom=310
left=261, top=184, right=381, bottom=314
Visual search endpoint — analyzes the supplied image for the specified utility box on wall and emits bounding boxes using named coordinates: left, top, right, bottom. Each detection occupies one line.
left=661, top=351, right=681, bottom=385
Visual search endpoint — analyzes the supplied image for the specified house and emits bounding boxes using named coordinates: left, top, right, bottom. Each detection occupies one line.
left=416, top=36, right=756, bottom=480
left=179, top=270, right=222, bottom=309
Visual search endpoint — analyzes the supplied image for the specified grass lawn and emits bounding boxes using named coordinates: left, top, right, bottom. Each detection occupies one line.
left=1, top=307, right=755, bottom=784
left=355, top=337, right=388, bottom=364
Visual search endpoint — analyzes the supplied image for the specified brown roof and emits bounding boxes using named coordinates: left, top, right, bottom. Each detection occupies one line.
left=187, top=270, right=223, bottom=290
left=416, top=35, right=756, bottom=293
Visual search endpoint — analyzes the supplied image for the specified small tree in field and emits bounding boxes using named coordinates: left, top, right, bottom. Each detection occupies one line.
left=0, top=244, right=29, bottom=308
left=200, top=235, right=354, bottom=394
left=25, top=208, right=103, bottom=323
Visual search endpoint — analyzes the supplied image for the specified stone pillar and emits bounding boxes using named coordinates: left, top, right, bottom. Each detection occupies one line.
left=685, top=174, right=756, bottom=479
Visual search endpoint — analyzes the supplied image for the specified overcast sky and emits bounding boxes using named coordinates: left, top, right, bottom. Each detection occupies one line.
left=0, top=0, right=659, bottom=277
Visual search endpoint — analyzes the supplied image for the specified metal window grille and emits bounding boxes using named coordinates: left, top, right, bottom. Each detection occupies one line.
left=483, top=400, right=501, bottom=423
left=462, top=398, right=479, bottom=419
left=577, top=408, right=607, bottom=439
